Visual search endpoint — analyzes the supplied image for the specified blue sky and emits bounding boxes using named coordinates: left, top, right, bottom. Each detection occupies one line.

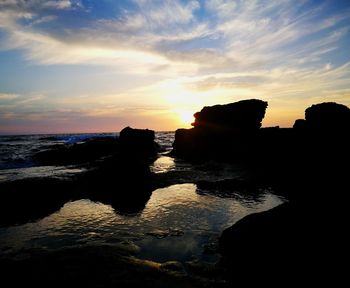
left=0, top=0, right=349, bottom=134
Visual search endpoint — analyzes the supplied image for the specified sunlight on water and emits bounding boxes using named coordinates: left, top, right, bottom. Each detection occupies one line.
left=150, top=155, right=193, bottom=174
left=141, top=184, right=282, bottom=233
left=150, top=156, right=176, bottom=173
left=0, top=184, right=283, bottom=262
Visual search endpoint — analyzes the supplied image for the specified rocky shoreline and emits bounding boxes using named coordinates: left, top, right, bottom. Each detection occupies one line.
left=1, top=99, right=349, bottom=285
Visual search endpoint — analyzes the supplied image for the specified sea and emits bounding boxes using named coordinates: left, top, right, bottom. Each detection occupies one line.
left=0, top=132, right=283, bottom=266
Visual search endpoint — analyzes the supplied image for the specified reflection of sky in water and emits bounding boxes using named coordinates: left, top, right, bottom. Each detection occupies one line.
left=150, top=156, right=192, bottom=174
left=0, top=184, right=283, bottom=262
left=150, top=156, right=176, bottom=173
left=0, top=166, right=85, bottom=182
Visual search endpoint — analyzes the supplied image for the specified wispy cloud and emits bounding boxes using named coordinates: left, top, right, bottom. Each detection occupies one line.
left=0, top=0, right=350, bottom=132
left=0, top=93, right=18, bottom=100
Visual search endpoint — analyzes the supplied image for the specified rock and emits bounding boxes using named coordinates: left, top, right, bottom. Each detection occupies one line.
left=34, top=127, right=159, bottom=167
left=160, top=261, right=187, bottom=276
left=1, top=127, right=160, bottom=225
left=218, top=202, right=320, bottom=283
left=0, top=177, right=75, bottom=227
left=305, top=102, right=350, bottom=132
left=0, top=246, right=206, bottom=288
left=192, top=99, right=268, bottom=132
left=34, top=137, right=119, bottom=166
left=119, top=126, right=158, bottom=160
left=172, top=99, right=268, bottom=161
left=219, top=203, right=295, bottom=256
left=293, top=119, right=306, bottom=130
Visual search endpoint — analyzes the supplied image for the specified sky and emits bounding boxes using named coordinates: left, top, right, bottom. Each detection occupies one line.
left=0, top=0, right=349, bottom=134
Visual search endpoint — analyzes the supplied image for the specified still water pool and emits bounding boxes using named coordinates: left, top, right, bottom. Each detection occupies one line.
left=0, top=183, right=283, bottom=263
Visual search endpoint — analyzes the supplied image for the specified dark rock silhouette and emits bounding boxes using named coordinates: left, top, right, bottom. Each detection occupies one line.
left=305, top=102, right=350, bottom=132
left=217, top=101, right=350, bottom=284
left=293, top=118, right=306, bottom=130
left=83, top=127, right=158, bottom=213
left=119, top=126, right=158, bottom=160
left=192, top=99, right=267, bottom=131
left=172, top=99, right=268, bottom=161
left=0, top=245, right=206, bottom=288
left=0, top=178, right=74, bottom=227
left=34, top=137, right=119, bottom=166
left=0, top=127, right=158, bottom=226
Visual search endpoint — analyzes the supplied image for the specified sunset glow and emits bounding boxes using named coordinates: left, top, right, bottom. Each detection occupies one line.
left=0, top=0, right=349, bottom=133
left=176, top=109, right=195, bottom=127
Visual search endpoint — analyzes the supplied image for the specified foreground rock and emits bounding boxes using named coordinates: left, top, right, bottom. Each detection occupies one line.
left=0, top=177, right=75, bottom=227
left=0, top=245, right=210, bottom=288
left=0, top=127, right=159, bottom=226
left=172, top=99, right=268, bottom=161
left=218, top=101, right=350, bottom=284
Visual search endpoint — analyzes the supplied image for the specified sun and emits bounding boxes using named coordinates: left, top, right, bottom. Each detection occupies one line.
left=176, top=109, right=195, bottom=126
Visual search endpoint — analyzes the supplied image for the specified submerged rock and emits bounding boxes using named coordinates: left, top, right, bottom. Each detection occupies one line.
left=160, top=261, right=187, bottom=276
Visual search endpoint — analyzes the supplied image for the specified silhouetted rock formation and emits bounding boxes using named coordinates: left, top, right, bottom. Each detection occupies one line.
left=34, top=137, right=119, bottom=166
left=172, top=99, right=268, bottom=161
left=218, top=202, right=324, bottom=283
left=217, top=101, right=350, bottom=284
left=0, top=245, right=208, bottom=288
left=0, top=177, right=78, bottom=227
left=305, top=102, right=350, bottom=132
left=119, top=126, right=158, bottom=160
left=0, top=127, right=159, bottom=226
left=293, top=118, right=306, bottom=130
left=192, top=99, right=267, bottom=131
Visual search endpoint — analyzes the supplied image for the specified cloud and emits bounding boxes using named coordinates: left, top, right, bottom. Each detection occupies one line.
left=205, top=0, right=237, bottom=18
left=0, top=0, right=350, bottom=132
left=0, top=93, right=18, bottom=100
left=0, top=0, right=81, bottom=11
left=43, top=1, right=72, bottom=10
left=133, top=0, right=200, bottom=25
left=1, top=0, right=347, bottom=73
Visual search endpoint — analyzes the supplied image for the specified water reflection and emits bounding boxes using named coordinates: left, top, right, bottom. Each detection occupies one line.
left=0, top=184, right=283, bottom=262
left=150, top=156, right=192, bottom=174
left=150, top=156, right=176, bottom=173
left=0, top=166, right=85, bottom=182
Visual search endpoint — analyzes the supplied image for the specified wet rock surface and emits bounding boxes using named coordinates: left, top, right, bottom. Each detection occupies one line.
left=0, top=245, right=218, bottom=288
